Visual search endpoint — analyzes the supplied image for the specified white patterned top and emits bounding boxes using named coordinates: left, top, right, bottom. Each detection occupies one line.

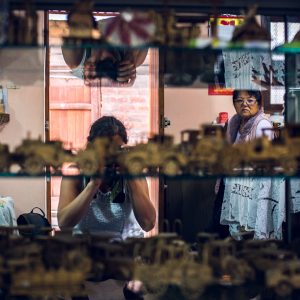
left=0, top=196, right=17, bottom=227
left=73, top=181, right=144, bottom=240
left=221, top=117, right=286, bottom=240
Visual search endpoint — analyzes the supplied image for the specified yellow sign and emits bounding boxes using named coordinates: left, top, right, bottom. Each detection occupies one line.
left=210, top=16, right=244, bottom=27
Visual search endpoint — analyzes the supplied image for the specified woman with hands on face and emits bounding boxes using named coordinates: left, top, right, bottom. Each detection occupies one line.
left=81, top=48, right=146, bottom=84
left=62, top=35, right=148, bottom=85
left=58, top=116, right=156, bottom=237
left=58, top=116, right=155, bottom=300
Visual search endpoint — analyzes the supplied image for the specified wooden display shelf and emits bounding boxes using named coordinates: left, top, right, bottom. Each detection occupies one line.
left=0, top=113, right=10, bottom=125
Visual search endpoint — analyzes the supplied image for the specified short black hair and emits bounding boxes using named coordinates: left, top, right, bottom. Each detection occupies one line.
left=87, top=116, right=128, bottom=144
left=233, top=90, right=262, bottom=106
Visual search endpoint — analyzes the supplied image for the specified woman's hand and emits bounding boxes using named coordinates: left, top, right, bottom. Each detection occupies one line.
left=116, top=60, right=137, bottom=83
left=88, top=177, right=102, bottom=191
left=84, top=57, right=137, bottom=85
left=84, top=56, right=97, bottom=79
left=58, top=176, right=102, bottom=229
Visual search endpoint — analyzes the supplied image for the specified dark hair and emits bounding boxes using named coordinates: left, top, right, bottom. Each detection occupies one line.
left=87, top=116, right=128, bottom=144
left=233, top=90, right=262, bottom=106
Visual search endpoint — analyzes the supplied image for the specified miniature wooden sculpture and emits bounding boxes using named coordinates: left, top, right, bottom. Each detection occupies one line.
left=65, top=0, right=100, bottom=41
left=13, top=136, right=74, bottom=175
left=202, top=239, right=255, bottom=286
left=221, top=130, right=297, bottom=175
left=266, top=260, right=300, bottom=297
left=75, top=137, right=119, bottom=176
left=90, top=242, right=135, bottom=281
left=118, top=134, right=188, bottom=176
left=184, top=124, right=226, bottom=175
left=196, top=232, right=219, bottom=260
left=5, top=234, right=92, bottom=297
left=7, top=0, right=38, bottom=45
left=154, top=11, right=201, bottom=46
left=231, top=5, right=271, bottom=46
left=132, top=236, right=213, bottom=298
left=238, top=248, right=296, bottom=278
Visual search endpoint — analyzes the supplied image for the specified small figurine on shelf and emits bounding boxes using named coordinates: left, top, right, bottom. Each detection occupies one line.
left=162, top=11, right=218, bottom=87
left=64, top=0, right=100, bottom=43
left=154, top=10, right=201, bottom=46
left=132, top=236, right=213, bottom=299
left=13, top=134, right=74, bottom=175
left=118, top=134, right=188, bottom=176
left=266, top=260, right=300, bottom=297
left=181, top=124, right=226, bottom=175
left=75, top=136, right=119, bottom=176
left=7, top=0, right=38, bottom=46
left=230, top=5, right=271, bottom=48
left=202, top=239, right=255, bottom=286
left=238, top=247, right=296, bottom=279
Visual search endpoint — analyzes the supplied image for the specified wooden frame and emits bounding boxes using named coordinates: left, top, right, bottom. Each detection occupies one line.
left=10, top=0, right=300, bottom=16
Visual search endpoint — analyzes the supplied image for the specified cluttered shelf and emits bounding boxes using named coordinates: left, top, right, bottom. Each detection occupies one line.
left=3, top=173, right=300, bottom=179
left=1, top=43, right=300, bottom=53
left=1, top=0, right=299, bottom=93
left=2, top=227, right=300, bottom=299
left=2, top=0, right=300, bottom=52
left=1, top=124, right=300, bottom=178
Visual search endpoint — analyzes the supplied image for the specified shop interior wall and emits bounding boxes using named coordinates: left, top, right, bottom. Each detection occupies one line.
left=0, top=12, right=46, bottom=217
left=164, top=88, right=235, bottom=241
left=164, top=88, right=235, bottom=141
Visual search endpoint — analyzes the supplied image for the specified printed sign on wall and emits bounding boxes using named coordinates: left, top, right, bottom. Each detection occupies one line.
left=208, top=16, right=243, bottom=95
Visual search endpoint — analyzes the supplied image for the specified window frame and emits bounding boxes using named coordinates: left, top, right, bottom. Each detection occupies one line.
left=261, top=16, right=300, bottom=113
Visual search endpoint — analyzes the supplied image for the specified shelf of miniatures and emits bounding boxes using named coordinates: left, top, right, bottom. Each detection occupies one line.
left=1, top=0, right=300, bottom=299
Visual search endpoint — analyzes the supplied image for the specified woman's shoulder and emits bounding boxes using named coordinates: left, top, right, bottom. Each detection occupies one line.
left=257, top=118, right=272, bottom=128
left=256, top=119, right=273, bottom=138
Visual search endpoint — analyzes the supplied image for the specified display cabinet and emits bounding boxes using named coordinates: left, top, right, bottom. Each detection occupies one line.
left=1, top=1, right=300, bottom=299
left=1, top=0, right=300, bottom=242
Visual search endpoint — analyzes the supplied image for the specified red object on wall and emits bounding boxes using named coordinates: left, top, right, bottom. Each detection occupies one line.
left=218, top=112, right=228, bottom=123
left=208, top=85, right=233, bottom=95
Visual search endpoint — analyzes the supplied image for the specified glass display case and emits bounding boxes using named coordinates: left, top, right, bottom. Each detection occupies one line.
left=1, top=1, right=300, bottom=299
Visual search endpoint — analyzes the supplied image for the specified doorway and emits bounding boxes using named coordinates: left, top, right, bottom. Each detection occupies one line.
left=47, top=12, right=160, bottom=235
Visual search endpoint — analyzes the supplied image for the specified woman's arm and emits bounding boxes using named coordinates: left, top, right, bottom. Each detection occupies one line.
left=126, top=178, right=156, bottom=232
left=129, top=49, right=148, bottom=67
left=57, top=177, right=101, bottom=229
left=115, top=49, right=148, bottom=84
left=61, top=47, right=85, bottom=69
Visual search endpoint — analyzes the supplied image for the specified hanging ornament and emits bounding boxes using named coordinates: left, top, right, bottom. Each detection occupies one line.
left=101, top=11, right=156, bottom=46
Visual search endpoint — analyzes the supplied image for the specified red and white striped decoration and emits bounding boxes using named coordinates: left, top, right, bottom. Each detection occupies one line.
left=102, top=11, right=156, bottom=46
